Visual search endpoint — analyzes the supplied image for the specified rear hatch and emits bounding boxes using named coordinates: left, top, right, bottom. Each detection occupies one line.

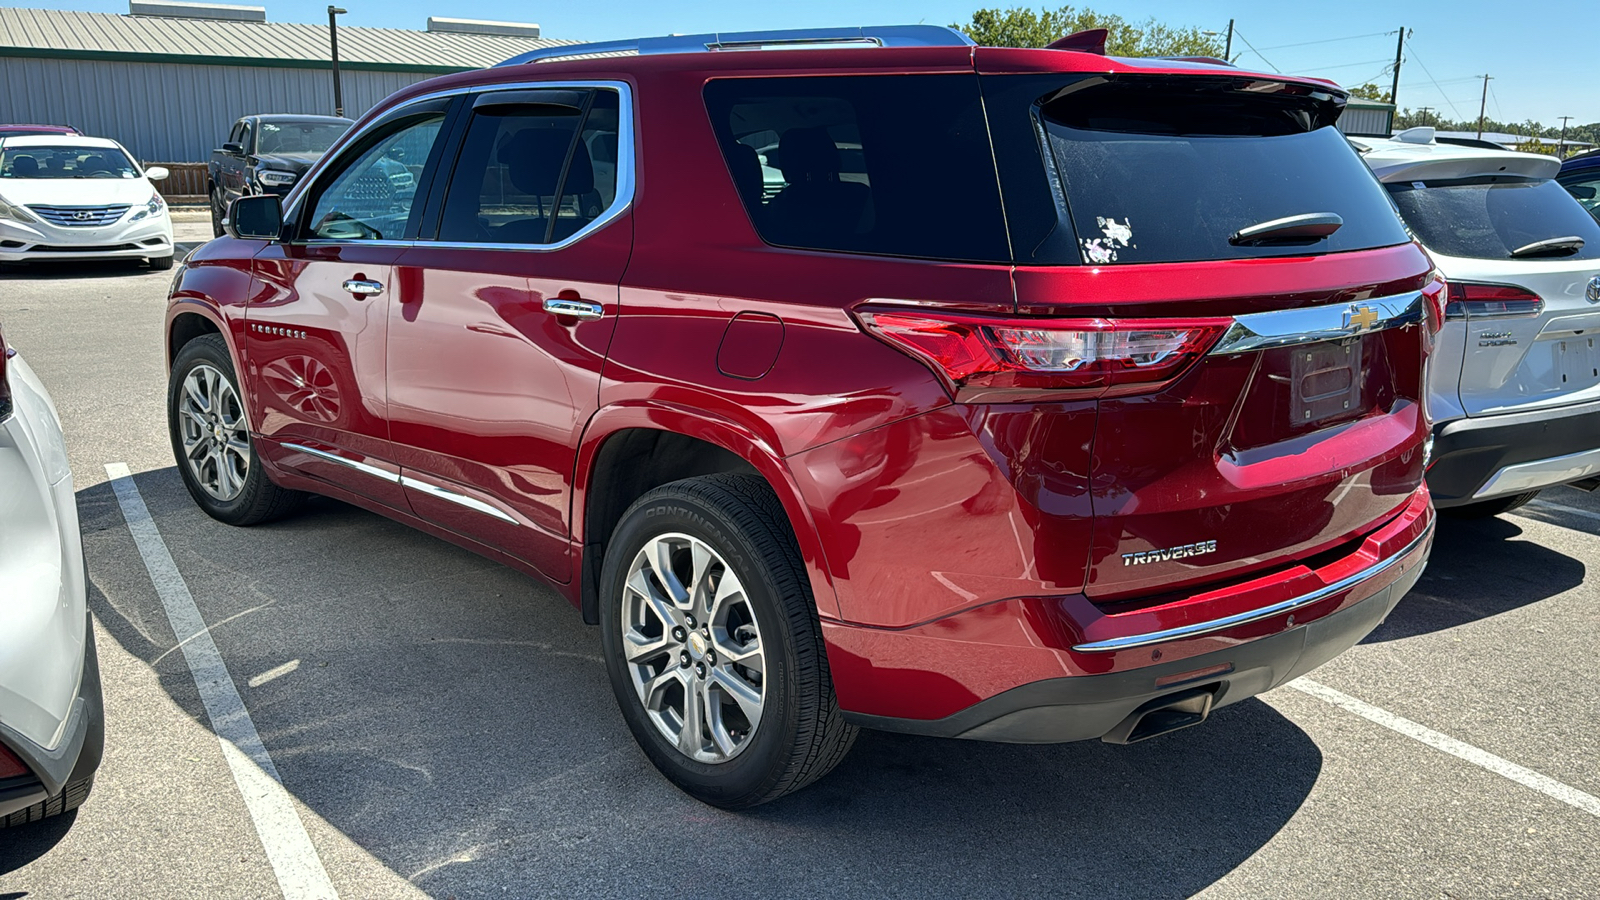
left=1381, top=171, right=1600, bottom=417
left=978, top=64, right=1435, bottom=601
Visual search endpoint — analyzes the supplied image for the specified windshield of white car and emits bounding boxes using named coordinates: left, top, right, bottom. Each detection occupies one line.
left=1388, top=178, right=1600, bottom=261
left=257, top=122, right=349, bottom=155
left=0, top=145, right=140, bottom=179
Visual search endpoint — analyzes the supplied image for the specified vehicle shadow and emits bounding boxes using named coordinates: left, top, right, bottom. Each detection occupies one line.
left=1362, top=514, right=1586, bottom=643
left=0, top=260, right=159, bottom=280
left=79, top=469, right=1322, bottom=899
left=0, top=810, right=78, bottom=875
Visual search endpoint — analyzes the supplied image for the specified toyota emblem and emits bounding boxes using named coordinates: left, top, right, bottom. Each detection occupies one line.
left=1588, top=275, right=1600, bottom=304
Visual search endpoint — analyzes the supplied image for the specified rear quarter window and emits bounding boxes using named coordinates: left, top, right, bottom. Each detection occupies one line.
left=703, top=75, right=1011, bottom=263
left=982, top=74, right=1412, bottom=265
left=1389, top=179, right=1600, bottom=261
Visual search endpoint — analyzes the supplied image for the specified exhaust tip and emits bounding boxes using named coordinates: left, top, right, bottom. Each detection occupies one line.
left=1101, top=686, right=1216, bottom=745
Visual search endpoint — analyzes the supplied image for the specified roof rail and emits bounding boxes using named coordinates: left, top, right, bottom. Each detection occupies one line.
left=495, top=25, right=974, bottom=67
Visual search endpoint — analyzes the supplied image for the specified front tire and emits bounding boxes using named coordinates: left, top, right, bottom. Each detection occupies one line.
left=209, top=187, right=225, bottom=237
left=599, top=474, right=856, bottom=808
left=0, top=777, right=93, bottom=828
left=148, top=254, right=174, bottom=270
left=168, top=334, right=304, bottom=525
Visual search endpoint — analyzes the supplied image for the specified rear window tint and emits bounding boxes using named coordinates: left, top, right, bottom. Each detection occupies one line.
left=1389, top=179, right=1600, bottom=261
left=703, top=75, right=1010, bottom=263
left=983, top=74, right=1411, bottom=265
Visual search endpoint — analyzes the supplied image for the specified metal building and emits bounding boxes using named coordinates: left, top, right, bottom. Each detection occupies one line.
left=0, top=3, right=568, bottom=163
left=1336, top=98, right=1396, bottom=138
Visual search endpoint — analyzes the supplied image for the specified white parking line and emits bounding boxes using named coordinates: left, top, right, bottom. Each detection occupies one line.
left=1288, top=678, right=1600, bottom=820
left=106, top=463, right=339, bottom=900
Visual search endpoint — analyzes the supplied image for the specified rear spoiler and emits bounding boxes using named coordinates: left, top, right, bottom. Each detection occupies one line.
left=1364, top=142, right=1562, bottom=184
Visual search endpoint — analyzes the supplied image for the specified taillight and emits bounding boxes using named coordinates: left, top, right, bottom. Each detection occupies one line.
left=856, top=310, right=1229, bottom=400
left=1421, top=271, right=1447, bottom=337
left=1444, top=282, right=1544, bottom=320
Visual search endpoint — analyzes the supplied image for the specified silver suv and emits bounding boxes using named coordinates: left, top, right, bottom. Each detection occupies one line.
left=1359, top=128, right=1600, bottom=515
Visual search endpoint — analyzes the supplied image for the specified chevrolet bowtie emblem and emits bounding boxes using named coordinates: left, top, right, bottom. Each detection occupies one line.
left=1345, top=305, right=1380, bottom=332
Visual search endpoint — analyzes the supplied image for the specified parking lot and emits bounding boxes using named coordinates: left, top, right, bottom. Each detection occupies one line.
left=0, top=215, right=1597, bottom=899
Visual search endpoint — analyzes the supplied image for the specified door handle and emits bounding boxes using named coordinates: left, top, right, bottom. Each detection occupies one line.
left=542, top=297, right=605, bottom=320
left=343, top=278, right=384, bottom=298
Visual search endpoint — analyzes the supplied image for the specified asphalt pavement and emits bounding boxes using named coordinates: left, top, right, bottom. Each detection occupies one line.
left=1, top=219, right=1596, bottom=898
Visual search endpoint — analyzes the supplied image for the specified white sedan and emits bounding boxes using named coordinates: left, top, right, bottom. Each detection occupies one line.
left=0, top=135, right=174, bottom=269
left=0, top=328, right=103, bottom=826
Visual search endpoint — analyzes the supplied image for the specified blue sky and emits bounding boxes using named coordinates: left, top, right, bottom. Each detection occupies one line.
left=28, top=0, right=1599, bottom=126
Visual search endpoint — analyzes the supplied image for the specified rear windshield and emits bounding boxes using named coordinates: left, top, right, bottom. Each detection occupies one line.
left=983, top=74, right=1411, bottom=265
left=1388, top=179, right=1600, bottom=261
left=703, top=75, right=1011, bottom=263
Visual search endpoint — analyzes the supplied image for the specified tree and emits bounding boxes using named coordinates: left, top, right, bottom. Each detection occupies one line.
left=954, top=5, right=1225, bottom=58
left=1350, top=83, right=1391, bottom=103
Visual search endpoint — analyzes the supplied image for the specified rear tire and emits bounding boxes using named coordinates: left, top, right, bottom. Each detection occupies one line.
left=168, top=334, right=305, bottom=525
left=0, top=777, right=93, bottom=828
left=1442, top=490, right=1541, bottom=519
left=599, top=474, right=856, bottom=808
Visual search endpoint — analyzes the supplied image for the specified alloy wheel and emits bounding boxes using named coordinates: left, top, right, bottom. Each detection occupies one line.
left=621, top=532, right=767, bottom=763
left=177, top=364, right=250, bottom=501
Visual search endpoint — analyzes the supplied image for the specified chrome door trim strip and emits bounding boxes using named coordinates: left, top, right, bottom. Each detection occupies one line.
left=281, top=442, right=400, bottom=483
left=398, top=475, right=520, bottom=525
left=286, top=80, right=635, bottom=255
left=1208, top=290, right=1425, bottom=356
left=1071, top=523, right=1433, bottom=653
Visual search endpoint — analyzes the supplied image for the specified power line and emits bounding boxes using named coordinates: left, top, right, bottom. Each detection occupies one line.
left=1404, top=46, right=1465, bottom=118
left=1487, top=81, right=1504, bottom=120
left=1255, top=30, right=1399, bottom=52
left=1288, top=57, right=1393, bottom=73
left=1230, top=30, right=1280, bottom=73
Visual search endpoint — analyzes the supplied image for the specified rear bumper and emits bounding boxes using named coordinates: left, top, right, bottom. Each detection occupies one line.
left=826, top=486, right=1433, bottom=739
left=1429, top=398, right=1600, bottom=506
left=0, top=613, right=104, bottom=819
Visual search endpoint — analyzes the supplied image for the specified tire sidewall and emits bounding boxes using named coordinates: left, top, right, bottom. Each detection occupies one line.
left=598, top=487, right=803, bottom=804
left=167, top=335, right=268, bottom=522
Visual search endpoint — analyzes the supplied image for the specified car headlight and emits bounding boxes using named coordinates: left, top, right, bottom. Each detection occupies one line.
left=257, top=170, right=297, bottom=187
left=0, top=195, right=39, bottom=224
left=129, top=192, right=166, bottom=222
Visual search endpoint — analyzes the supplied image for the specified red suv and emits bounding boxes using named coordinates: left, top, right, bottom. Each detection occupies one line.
left=166, top=26, right=1439, bottom=807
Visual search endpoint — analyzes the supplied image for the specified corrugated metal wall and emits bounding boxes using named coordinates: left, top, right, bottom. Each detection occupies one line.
left=1338, top=107, right=1393, bottom=138
left=0, top=57, right=450, bottom=162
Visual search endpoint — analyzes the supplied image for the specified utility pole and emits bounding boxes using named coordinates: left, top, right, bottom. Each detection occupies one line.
left=328, top=6, right=347, bottom=118
left=1476, top=74, right=1492, bottom=141
left=1224, top=19, right=1234, bottom=61
left=1558, top=116, right=1573, bottom=158
left=1389, top=26, right=1406, bottom=107
left=1417, top=107, right=1435, bottom=129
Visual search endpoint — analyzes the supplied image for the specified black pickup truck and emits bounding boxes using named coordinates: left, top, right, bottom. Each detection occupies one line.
left=208, top=114, right=352, bottom=236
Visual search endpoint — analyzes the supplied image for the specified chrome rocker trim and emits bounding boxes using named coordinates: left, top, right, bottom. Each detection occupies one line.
left=1072, top=523, right=1434, bottom=653
left=1208, top=290, right=1425, bottom=356
left=283, top=442, right=399, bottom=483
left=281, top=442, right=519, bottom=525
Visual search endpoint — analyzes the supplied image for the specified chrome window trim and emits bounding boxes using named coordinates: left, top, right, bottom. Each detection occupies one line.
left=281, top=442, right=400, bottom=483
left=1208, top=290, right=1425, bottom=356
left=1072, top=523, right=1433, bottom=652
left=287, top=80, right=635, bottom=255
left=399, top=474, right=519, bottom=524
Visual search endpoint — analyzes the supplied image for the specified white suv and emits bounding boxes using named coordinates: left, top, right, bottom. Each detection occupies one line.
left=1359, top=128, right=1600, bottom=515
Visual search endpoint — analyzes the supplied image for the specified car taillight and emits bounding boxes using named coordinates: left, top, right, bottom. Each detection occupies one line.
left=1444, top=282, right=1544, bottom=320
left=0, top=742, right=29, bottom=779
left=856, top=310, right=1229, bottom=400
left=1421, top=271, right=1447, bottom=337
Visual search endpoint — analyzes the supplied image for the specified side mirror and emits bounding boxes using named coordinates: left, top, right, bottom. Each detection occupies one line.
left=223, top=142, right=244, bottom=156
left=144, top=165, right=169, bottom=181
left=226, top=194, right=283, bottom=240
left=1571, top=185, right=1597, bottom=200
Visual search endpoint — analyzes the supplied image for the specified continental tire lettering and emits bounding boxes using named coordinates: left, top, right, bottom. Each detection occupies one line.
left=1121, top=539, right=1218, bottom=567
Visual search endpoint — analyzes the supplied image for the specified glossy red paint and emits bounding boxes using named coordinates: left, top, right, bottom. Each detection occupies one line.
left=166, top=42, right=1436, bottom=736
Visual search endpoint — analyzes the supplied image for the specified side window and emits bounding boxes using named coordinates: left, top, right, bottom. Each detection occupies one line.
left=239, top=121, right=253, bottom=154
left=306, top=114, right=445, bottom=242
left=227, top=122, right=242, bottom=146
left=703, top=75, right=1010, bottom=262
left=1559, top=172, right=1600, bottom=221
left=435, top=89, right=621, bottom=246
